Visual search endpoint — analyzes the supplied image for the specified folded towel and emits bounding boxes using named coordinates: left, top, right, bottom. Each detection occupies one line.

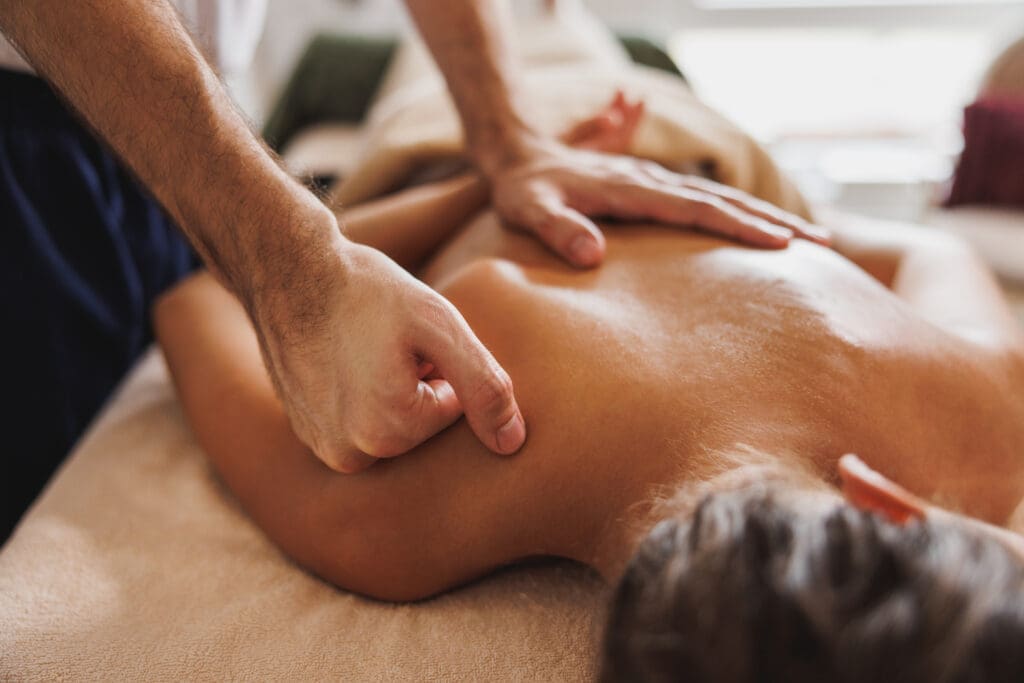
left=336, top=64, right=810, bottom=221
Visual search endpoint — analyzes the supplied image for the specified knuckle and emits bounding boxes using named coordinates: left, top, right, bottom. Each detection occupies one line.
left=353, top=429, right=403, bottom=459
left=317, top=448, right=349, bottom=472
left=349, top=412, right=395, bottom=459
left=299, top=423, right=347, bottom=470
left=413, top=295, right=455, bottom=329
left=518, top=199, right=558, bottom=233
left=408, top=298, right=460, bottom=347
left=533, top=210, right=563, bottom=239
left=471, top=370, right=515, bottom=416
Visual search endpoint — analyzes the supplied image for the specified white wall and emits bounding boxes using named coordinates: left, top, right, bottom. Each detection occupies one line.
left=241, top=0, right=663, bottom=122
left=239, top=0, right=1024, bottom=124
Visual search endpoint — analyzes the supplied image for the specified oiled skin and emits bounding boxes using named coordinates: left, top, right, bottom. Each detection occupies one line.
left=425, top=212, right=1024, bottom=545
left=156, top=211, right=1024, bottom=601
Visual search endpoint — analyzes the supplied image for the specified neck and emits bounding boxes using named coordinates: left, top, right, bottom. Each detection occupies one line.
left=583, top=453, right=832, bottom=582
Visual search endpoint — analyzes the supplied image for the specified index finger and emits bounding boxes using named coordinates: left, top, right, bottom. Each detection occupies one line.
left=681, top=176, right=831, bottom=245
left=609, top=183, right=795, bottom=249
left=418, top=311, right=526, bottom=456
left=635, top=164, right=829, bottom=245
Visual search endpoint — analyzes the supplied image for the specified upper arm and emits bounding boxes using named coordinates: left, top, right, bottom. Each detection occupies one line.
left=334, top=172, right=489, bottom=272
left=830, top=215, right=1024, bottom=353
left=152, top=272, right=541, bottom=600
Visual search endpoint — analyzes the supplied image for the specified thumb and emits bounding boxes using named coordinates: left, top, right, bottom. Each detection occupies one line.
left=526, top=191, right=607, bottom=268
left=336, top=378, right=465, bottom=472
left=401, top=376, right=466, bottom=447
left=421, top=313, right=526, bottom=456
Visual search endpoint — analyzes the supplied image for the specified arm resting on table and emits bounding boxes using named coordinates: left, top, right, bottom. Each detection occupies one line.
left=153, top=273, right=525, bottom=600
left=831, top=216, right=1024, bottom=355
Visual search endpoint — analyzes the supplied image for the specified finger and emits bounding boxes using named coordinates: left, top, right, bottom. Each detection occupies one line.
left=400, top=377, right=465, bottom=449
left=525, top=190, right=607, bottom=267
left=682, top=177, right=831, bottom=245
left=349, top=375, right=463, bottom=462
left=627, top=99, right=645, bottom=129
left=420, top=317, right=526, bottom=456
left=562, top=111, right=615, bottom=146
left=620, top=99, right=645, bottom=142
left=417, top=360, right=435, bottom=379
left=337, top=451, right=377, bottom=474
left=711, top=188, right=830, bottom=245
left=611, top=89, right=627, bottom=112
left=611, top=184, right=794, bottom=249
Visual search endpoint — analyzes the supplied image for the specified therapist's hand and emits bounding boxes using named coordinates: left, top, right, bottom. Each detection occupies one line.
left=402, top=1, right=827, bottom=269
left=0, top=0, right=524, bottom=475
left=254, top=235, right=525, bottom=474
left=486, top=138, right=831, bottom=268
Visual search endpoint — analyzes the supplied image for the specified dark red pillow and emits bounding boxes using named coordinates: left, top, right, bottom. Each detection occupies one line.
left=947, top=96, right=1024, bottom=208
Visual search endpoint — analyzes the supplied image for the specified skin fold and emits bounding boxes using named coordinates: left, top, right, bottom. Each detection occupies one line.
left=154, top=107, right=1024, bottom=601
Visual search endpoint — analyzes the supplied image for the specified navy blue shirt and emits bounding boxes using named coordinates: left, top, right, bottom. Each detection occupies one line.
left=0, top=69, right=198, bottom=541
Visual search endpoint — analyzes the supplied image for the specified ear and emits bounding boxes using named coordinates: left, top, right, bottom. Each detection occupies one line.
left=838, top=454, right=927, bottom=525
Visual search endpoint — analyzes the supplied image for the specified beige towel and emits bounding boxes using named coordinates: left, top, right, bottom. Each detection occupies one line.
left=0, top=350, right=607, bottom=681
left=337, top=64, right=810, bottom=221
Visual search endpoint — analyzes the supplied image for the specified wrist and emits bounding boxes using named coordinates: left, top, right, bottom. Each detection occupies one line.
left=239, top=210, right=354, bottom=347
left=211, top=178, right=346, bottom=310
left=469, top=120, right=550, bottom=179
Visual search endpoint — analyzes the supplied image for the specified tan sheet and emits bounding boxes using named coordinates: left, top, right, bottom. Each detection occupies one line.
left=0, top=350, right=607, bottom=680
left=337, top=51, right=809, bottom=221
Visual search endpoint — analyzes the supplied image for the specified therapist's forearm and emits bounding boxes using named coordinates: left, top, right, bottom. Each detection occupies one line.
left=0, top=0, right=339, bottom=299
left=403, top=0, right=544, bottom=176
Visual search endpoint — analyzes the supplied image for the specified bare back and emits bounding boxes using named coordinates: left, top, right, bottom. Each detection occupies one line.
left=156, top=206, right=1024, bottom=599
left=418, top=211, right=1024, bottom=539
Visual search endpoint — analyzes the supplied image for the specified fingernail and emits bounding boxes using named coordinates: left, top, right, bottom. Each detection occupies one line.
left=808, top=226, right=832, bottom=244
left=569, top=234, right=601, bottom=266
left=496, top=413, right=526, bottom=454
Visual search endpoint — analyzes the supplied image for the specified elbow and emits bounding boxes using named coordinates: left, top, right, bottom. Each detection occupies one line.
left=279, top=491, right=450, bottom=603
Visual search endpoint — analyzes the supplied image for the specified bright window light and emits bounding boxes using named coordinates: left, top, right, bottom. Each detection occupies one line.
left=668, top=28, right=997, bottom=142
left=695, top=0, right=1019, bottom=7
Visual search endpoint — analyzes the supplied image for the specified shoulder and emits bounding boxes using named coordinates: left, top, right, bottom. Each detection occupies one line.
left=437, top=256, right=532, bottom=296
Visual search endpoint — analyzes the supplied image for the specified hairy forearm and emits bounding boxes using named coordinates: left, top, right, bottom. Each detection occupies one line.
left=403, top=0, right=543, bottom=175
left=0, top=0, right=339, bottom=299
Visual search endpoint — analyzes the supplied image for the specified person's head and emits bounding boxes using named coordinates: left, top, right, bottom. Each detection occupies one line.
left=602, top=457, right=1024, bottom=682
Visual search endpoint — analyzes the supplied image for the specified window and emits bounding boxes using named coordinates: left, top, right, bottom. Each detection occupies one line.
left=656, top=1, right=1024, bottom=217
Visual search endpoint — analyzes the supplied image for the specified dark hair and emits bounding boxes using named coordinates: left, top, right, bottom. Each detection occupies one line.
left=602, top=483, right=1024, bottom=683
